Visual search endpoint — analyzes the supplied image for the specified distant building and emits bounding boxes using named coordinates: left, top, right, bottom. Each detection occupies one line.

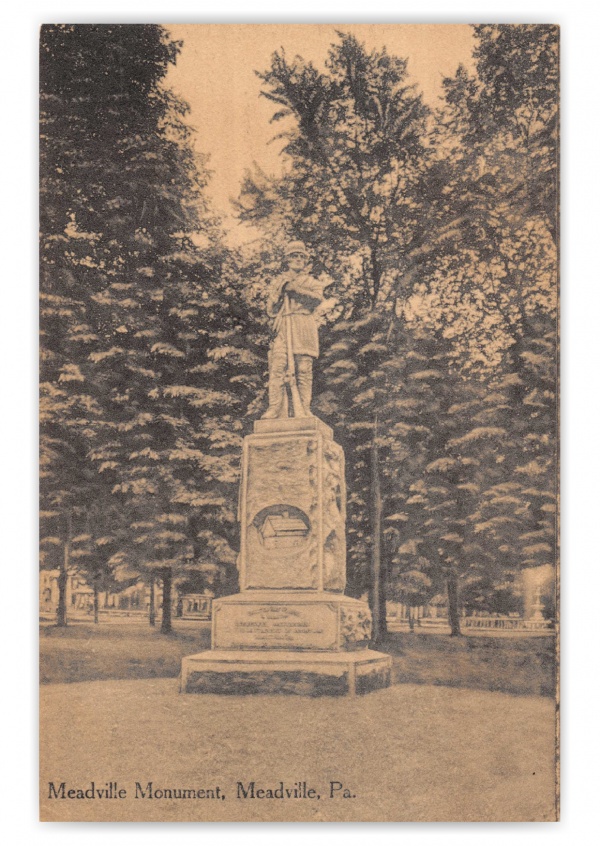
left=179, top=593, right=213, bottom=619
left=39, top=570, right=94, bottom=614
left=386, top=595, right=447, bottom=628
left=40, top=571, right=214, bottom=619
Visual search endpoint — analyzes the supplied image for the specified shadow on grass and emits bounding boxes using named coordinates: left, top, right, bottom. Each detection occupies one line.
left=40, top=621, right=211, bottom=685
left=377, top=631, right=556, bottom=697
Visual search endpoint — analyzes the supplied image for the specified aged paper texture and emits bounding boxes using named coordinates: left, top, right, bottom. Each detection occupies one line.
left=39, top=23, right=558, bottom=822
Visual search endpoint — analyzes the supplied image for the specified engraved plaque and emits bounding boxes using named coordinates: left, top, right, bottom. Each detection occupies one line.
left=213, top=602, right=339, bottom=650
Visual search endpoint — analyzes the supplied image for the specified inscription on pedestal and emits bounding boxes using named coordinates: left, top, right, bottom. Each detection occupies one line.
left=214, top=602, right=339, bottom=651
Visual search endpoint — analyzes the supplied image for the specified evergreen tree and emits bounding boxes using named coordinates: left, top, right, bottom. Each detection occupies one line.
left=69, top=500, right=125, bottom=623
left=378, top=25, right=558, bottom=633
left=40, top=25, right=264, bottom=631
left=433, top=24, right=558, bottom=616
left=39, top=278, right=103, bottom=625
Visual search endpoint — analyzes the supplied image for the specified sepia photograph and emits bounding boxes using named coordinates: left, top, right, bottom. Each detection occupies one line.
left=39, top=21, right=558, bottom=823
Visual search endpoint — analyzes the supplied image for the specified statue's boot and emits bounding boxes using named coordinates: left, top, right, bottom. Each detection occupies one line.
left=261, top=387, right=289, bottom=419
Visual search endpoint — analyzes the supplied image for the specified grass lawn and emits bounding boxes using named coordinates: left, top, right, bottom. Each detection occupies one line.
left=40, top=620, right=556, bottom=697
left=40, top=677, right=557, bottom=822
left=40, top=620, right=211, bottom=685
left=382, top=630, right=556, bottom=697
left=40, top=622, right=557, bottom=821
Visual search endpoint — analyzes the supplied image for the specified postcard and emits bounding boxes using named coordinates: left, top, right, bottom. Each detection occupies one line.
left=39, top=23, right=558, bottom=822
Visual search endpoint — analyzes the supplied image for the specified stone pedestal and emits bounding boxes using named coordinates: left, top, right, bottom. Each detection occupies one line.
left=239, top=416, right=346, bottom=592
left=181, top=417, right=391, bottom=696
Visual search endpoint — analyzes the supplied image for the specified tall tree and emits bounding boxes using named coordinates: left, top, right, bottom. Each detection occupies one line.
left=439, top=25, right=558, bottom=614
left=39, top=292, right=103, bottom=626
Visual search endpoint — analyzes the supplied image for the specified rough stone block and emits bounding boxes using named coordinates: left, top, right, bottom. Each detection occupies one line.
left=239, top=421, right=346, bottom=592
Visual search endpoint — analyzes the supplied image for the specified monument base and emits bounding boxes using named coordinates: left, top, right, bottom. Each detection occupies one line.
left=180, top=649, right=392, bottom=697
left=211, top=591, right=373, bottom=652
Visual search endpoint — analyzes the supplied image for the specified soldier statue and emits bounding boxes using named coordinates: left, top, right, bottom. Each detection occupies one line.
left=262, top=241, right=325, bottom=419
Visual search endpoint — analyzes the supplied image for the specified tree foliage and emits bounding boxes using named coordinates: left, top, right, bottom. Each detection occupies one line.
left=40, top=25, right=262, bottom=630
left=237, top=27, right=558, bottom=634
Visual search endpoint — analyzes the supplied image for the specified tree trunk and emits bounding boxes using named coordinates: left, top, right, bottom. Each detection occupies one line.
left=370, top=247, right=383, bottom=306
left=447, top=572, right=462, bottom=636
left=93, top=579, right=99, bottom=624
left=369, top=421, right=387, bottom=642
left=56, top=511, right=71, bottom=627
left=149, top=577, right=156, bottom=627
left=408, top=607, right=415, bottom=633
left=160, top=568, right=172, bottom=634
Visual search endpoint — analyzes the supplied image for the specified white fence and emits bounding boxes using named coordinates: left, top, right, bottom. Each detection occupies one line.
left=463, top=617, right=553, bottom=631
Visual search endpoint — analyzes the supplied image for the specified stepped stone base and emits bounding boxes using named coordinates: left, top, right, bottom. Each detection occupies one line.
left=180, top=649, right=392, bottom=697
left=180, top=416, right=392, bottom=697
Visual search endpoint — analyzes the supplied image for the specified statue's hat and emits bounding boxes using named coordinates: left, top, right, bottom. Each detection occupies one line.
left=284, top=240, right=309, bottom=258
